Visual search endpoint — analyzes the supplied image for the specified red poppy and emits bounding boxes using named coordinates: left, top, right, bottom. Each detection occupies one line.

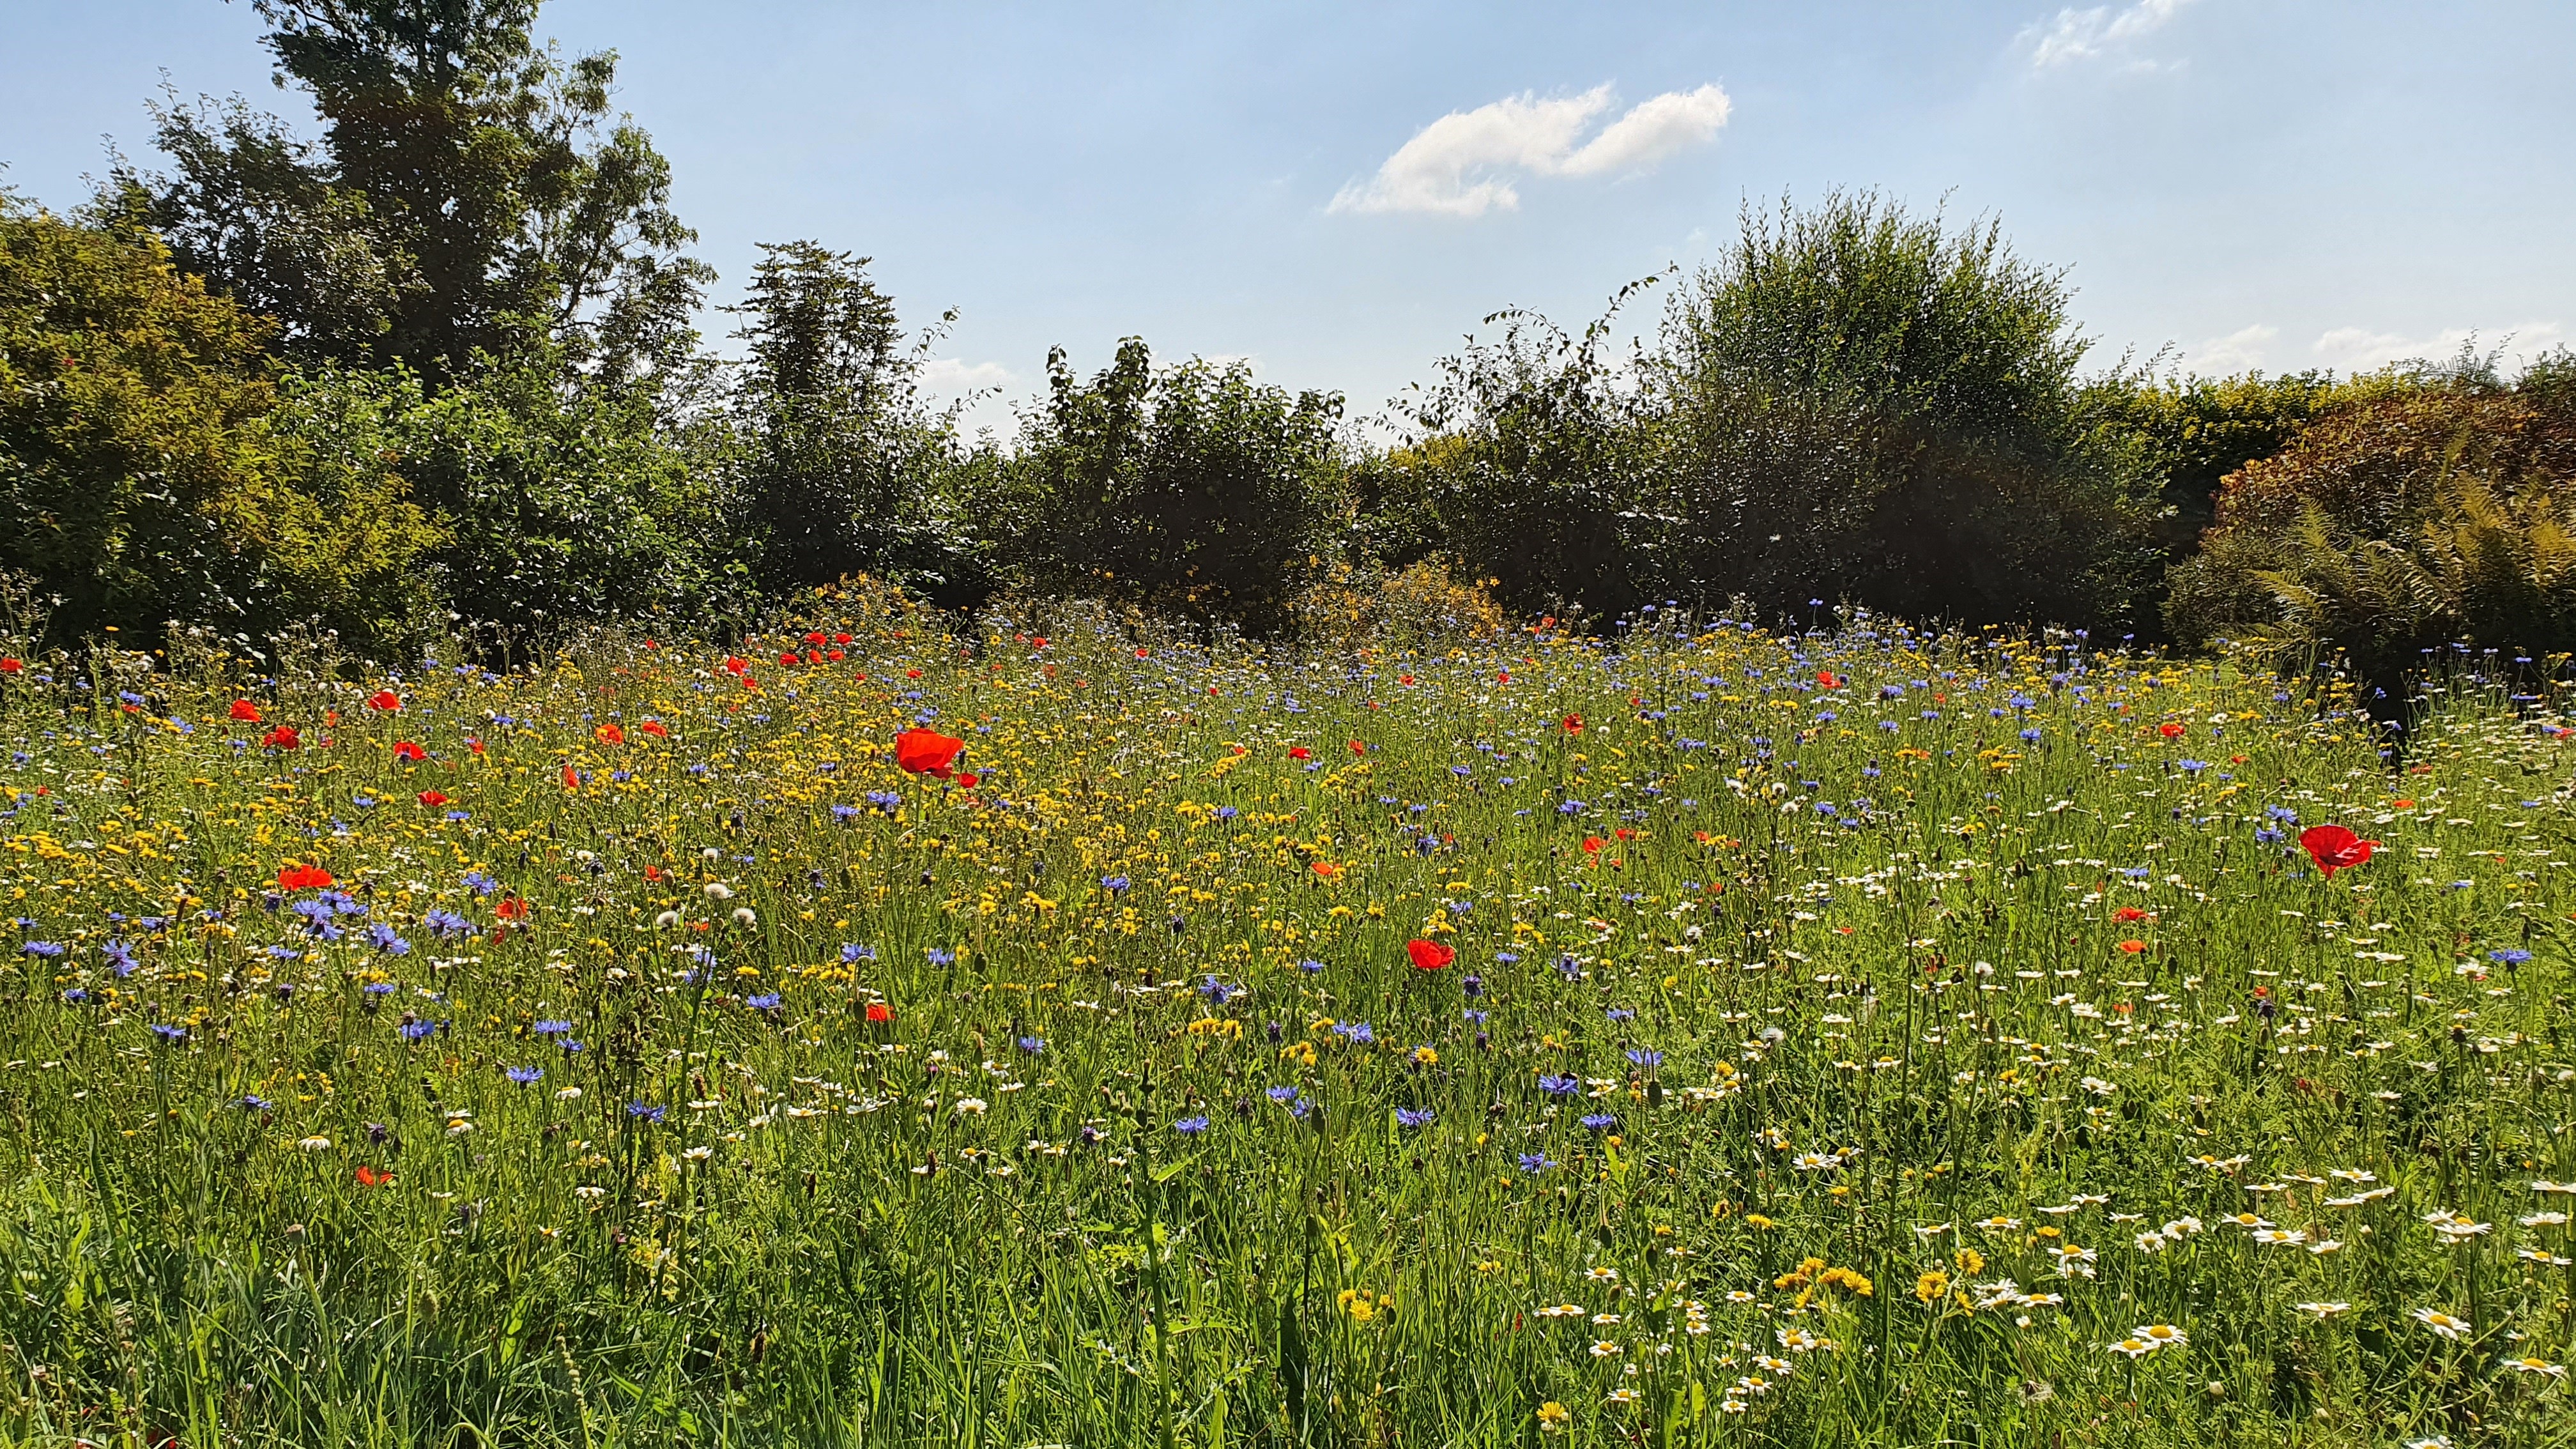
left=466, top=737, right=484, bottom=755
left=905, top=668, right=923, bottom=679
left=392, top=740, right=426, bottom=762
left=562, top=766, right=582, bottom=790
left=955, top=771, right=981, bottom=788
left=1288, top=746, right=1312, bottom=761
left=494, top=897, right=530, bottom=922
left=834, top=633, right=852, bottom=645
left=1582, top=836, right=1605, bottom=854
left=595, top=723, right=625, bottom=746
left=1348, top=739, right=1367, bottom=756
left=804, top=631, right=827, bottom=645
left=1614, top=827, right=1635, bottom=841
left=779, top=652, right=800, bottom=668
left=1405, top=939, right=1455, bottom=971
left=229, top=699, right=261, bottom=723
left=1816, top=670, right=1842, bottom=688
left=1398, top=673, right=1415, bottom=686
left=2112, top=906, right=2148, bottom=923
left=278, top=864, right=334, bottom=891
left=638, top=719, right=669, bottom=738
left=827, top=650, right=845, bottom=661
left=896, top=728, right=967, bottom=778
left=2299, top=825, right=2381, bottom=878
left=645, top=864, right=666, bottom=882
left=723, top=656, right=749, bottom=675
left=366, top=690, right=401, bottom=711
left=262, top=725, right=302, bottom=750
left=417, top=790, right=449, bottom=807
left=355, top=1166, right=391, bottom=1189
left=2157, top=722, right=2184, bottom=739
left=1562, top=714, right=1583, bottom=734
left=865, top=1001, right=894, bottom=1024
left=2116, top=939, right=2146, bottom=954
left=1497, top=671, right=1510, bottom=684
left=1312, top=861, right=1341, bottom=879
left=0, top=658, right=19, bottom=675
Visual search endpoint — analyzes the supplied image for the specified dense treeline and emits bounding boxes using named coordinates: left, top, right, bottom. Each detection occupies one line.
left=5, top=0, right=2573, bottom=694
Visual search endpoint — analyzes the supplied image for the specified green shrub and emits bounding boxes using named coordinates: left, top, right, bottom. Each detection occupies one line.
left=998, top=338, right=1347, bottom=636
left=0, top=202, right=442, bottom=656
left=2167, top=356, right=2576, bottom=690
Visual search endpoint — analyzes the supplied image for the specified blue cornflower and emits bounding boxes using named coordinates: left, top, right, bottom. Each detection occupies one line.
left=505, top=1066, right=544, bottom=1085
left=462, top=871, right=500, bottom=897
left=558, top=1039, right=584, bottom=1054
left=926, top=947, right=955, bottom=966
left=2490, top=949, right=2534, bottom=965
left=532, top=1017, right=571, bottom=1033
left=626, top=1103, right=666, bottom=1123
left=1517, top=1153, right=1556, bottom=1174
left=1298, top=958, right=1324, bottom=974
left=62, top=988, right=88, bottom=1003
left=364, top=981, right=397, bottom=997
left=149, top=1023, right=187, bottom=1043
left=1604, top=1008, right=1635, bottom=1022
left=1396, top=1108, right=1434, bottom=1129
left=101, top=940, right=138, bottom=975
left=1579, top=1112, right=1618, bottom=1131
left=2020, top=727, right=2043, bottom=744
left=1626, top=1048, right=1664, bottom=1067
left=1213, top=806, right=1238, bottom=821
left=240, top=1094, right=270, bottom=1111
left=1335, top=1021, right=1375, bottom=1045
left=367, top=923, right=412, bottom=956
left=1199, top=976, right=1237, bottom=1004
left=1101, top=875, right=1130, bottom=892
left=398, top=1020, right=438, bottom=1041
left=831, top=804, right=861, bottom=821
left=2177, top=759, right=2208, bottom=773
left=1016, top=1036, right=1044, bottom=1054
left=1537, top=1074, right=1579, bottom=1096
left=1173, top=1115, right=1211, bottom=1136
left=746, top=992, right=783, bottom=1010
left=1462, top=1008, right=1489, bottom=1024
left=841, top=942, right=877, bottom=963
left=1266, top=1085, right=1299, bottom=1103
left=20, top=940, right=64, bottom=958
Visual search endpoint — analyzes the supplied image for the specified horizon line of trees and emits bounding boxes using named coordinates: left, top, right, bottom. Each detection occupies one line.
left=7, top=0, right=2574, bottom=699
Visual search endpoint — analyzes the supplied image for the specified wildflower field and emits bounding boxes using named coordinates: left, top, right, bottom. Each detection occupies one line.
left=5, top=594, right=2576, bottom=1449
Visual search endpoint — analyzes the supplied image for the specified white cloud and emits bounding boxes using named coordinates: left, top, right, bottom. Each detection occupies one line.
left=2311, top=321, right=2567, bottom=374
left=919, top=358, right=1013, bottom=395
left=2187, top=323, right=2278, bottom=374
left=1330, top=82, right=1730, bottom=218
left=2023, top=0, right=2196, bottom=70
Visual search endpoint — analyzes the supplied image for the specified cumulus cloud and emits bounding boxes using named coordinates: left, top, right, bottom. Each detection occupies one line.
left=1330, top=82, right=1730, bottom=218
left=919, top=358, right=1013, bottom=395
left=2023, top=0, right=2196, bottom=70
left=2187, top=324, right=2278, bottom=375
left=2311, top=321, right=2567, bottom=374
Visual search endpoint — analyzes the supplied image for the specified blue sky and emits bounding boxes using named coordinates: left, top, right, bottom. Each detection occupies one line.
left=6, top=0, right=2570, bottom=436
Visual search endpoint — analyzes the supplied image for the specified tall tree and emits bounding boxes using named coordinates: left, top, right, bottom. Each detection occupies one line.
left=724, top=242, right=976, bottom=596
left=117, top=0, right=708, bottom=383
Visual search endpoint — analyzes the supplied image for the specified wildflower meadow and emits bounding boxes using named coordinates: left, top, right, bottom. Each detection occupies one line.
left=3, top=591, right=2574, bottom=1448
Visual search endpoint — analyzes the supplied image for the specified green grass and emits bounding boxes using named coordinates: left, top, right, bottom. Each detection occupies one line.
left=2, top=594, right=2573, bottom=1447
